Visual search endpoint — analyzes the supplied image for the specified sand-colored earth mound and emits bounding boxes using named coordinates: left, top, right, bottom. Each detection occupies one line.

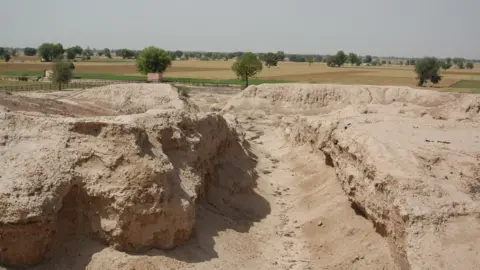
left=0, top=85, right=257, bottom=267
left=226, top=84, right=480, bottom=269
left=1, top=83, right=479, bottom=270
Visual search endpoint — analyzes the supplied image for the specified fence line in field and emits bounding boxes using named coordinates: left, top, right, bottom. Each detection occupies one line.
left=1, top=78, right=243, bottom=92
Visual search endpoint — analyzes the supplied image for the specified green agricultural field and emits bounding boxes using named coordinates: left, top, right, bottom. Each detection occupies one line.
left=1, top=59, right=479, bottom=92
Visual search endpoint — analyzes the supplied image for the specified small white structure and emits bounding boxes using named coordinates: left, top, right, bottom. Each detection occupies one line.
left=43, top=69, right=53, bottom=79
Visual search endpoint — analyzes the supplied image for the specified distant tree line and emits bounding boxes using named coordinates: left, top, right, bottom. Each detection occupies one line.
left=1, top=43, right=478, bottom=71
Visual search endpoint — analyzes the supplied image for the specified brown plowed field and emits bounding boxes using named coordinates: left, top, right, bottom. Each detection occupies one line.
left=0, top=63, right=228, bottom=74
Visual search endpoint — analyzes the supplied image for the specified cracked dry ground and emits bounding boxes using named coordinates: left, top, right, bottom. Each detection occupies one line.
left=1, top=87, right=395, bottom=270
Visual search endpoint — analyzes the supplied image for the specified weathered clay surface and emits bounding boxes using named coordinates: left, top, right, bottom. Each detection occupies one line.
left=226, top=84, right=480, bottom=269
left=0, top=84, right=255, bottom=267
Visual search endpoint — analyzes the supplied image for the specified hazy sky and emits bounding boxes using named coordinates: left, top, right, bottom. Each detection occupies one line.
left=3, top=0, right=479, bottom=58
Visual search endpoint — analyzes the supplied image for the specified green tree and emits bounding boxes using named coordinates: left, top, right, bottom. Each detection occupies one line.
left=52, top=60, right=73, bottom=90
left=72, top=45, right=83, bottom=56
left=264, top=52, right=278, bottom=67
left=314, top=55, right=323, bottom=62
left=117, top=49, right=135, bottom=59
left=466, top=62, right=474, bottom=69
left=364, top=55, right=372, bottom=64
left=136, top=46, right=172, bottom=75
left=334, top=51, right=347, bottom=66
left=174, top=50, right=183, bottom=59
left=326, top=55, right=337, bottom=67
left=38, top=43, right=54, bottom=61
left=66, top=48, right=76, bottom=60
left=11, top=49, right=17, bottom=57
left=3, top=53, right=11, bottom=62
left=276, top=51, right=285, bottom=62
left=38, top=43, right=64, bottom=62
left=348, top=53, right=360, bottom=65
left=307, top=56, right=314, bottom=67
left=52, top=43, right=64, bottom=60
left=381, top=60, right=387, bottom=65
left=24, top=47, right=37, bottom=56
left=83, top=47, right=93, bottom=57
left=289, top=55, right=306, bottom=62
left=104, top=48, right=112, bottom=59
left=453, top=58, right=465, bottom=69
left=440, top=60, right=452, bottom=71
left=415, top=57, right=442, bottom=86
left=0, top=47, right=5, bottom=56
left=231, top=52, right=263, bottom=88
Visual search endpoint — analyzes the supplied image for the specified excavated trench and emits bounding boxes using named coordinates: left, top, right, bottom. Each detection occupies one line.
left=1, top=83, right=480, bottom=270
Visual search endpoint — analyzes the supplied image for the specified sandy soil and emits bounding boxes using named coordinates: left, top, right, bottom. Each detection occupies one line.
left=2, top=83, right=478, bottom=270
left=0, top=85, right=395, bottom=270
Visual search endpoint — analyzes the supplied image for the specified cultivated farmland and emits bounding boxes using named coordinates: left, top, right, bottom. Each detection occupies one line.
left=1, top=59, right=479, bottom=92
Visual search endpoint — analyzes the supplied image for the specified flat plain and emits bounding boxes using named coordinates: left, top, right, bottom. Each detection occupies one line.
left=1, top=56, right=479, bottom=92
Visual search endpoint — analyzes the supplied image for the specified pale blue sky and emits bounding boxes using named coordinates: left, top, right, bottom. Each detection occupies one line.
left=3, top=0, right=479, bottom=58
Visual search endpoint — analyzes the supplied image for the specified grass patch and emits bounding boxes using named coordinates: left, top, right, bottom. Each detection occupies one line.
left=0, top=71, right=43, bottom=76
left=450, top=80, right=480, bottom=89
left=163, top=77, right=290, bottom=86
left=73, top=73, right=146, bottom=81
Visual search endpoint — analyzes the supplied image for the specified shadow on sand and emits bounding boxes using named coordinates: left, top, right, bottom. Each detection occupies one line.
left=23, top=120, right=270, bottom=269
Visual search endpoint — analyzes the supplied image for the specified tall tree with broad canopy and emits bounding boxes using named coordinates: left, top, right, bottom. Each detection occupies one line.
left=3, top=53, right=11, bottom=63
left=136, top=46, right=172, bottom=75
left=348, top=53, right=360, bottom=65
left=24, top=47, right=37, bottom=56
left=276, top=51, right=285, bottom=61
left=231, top=52, right=263, bottom=88
left=52, top=60, right=74, bottom=90
left=38, top=43, right=64, bottom=61
left=363, top=55, right=372, bottom=64
left=415, top=57, right=442, bottom=86
left=264, top=52, right=278, bottom=67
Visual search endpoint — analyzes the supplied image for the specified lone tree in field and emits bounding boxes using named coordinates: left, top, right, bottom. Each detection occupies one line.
left=326, top=51, right=348, bottom=67
left=466, top=62, right=474, bottom=69
left=174, top=50, right=183, bottom=59
left=24, top=47, right=37, bottom=56
left=52, top=60, right=74, bottom=90
left=334, top=51, right=347, bottom=66
left=440, top=60, right=452, bottom=71
left=104, top=48, right=112, bottom=59
left=136, top=46, right=172, bottom=75
left=348, top=53, right=360, bottom=66
left=415, top=57, right=442, bottom=86
left=232, top=52, right=263, bottom=88
left=276, top=51, right=285, bottom=62
left=38, top=43, right=64, bottom=61
left=264, top=52, right=278, bottom=67
left=363, top=55, right=372, bottom=64
left=3, top=53, right=11, bottom=63
left=66, top=48, right=76, bottom=60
